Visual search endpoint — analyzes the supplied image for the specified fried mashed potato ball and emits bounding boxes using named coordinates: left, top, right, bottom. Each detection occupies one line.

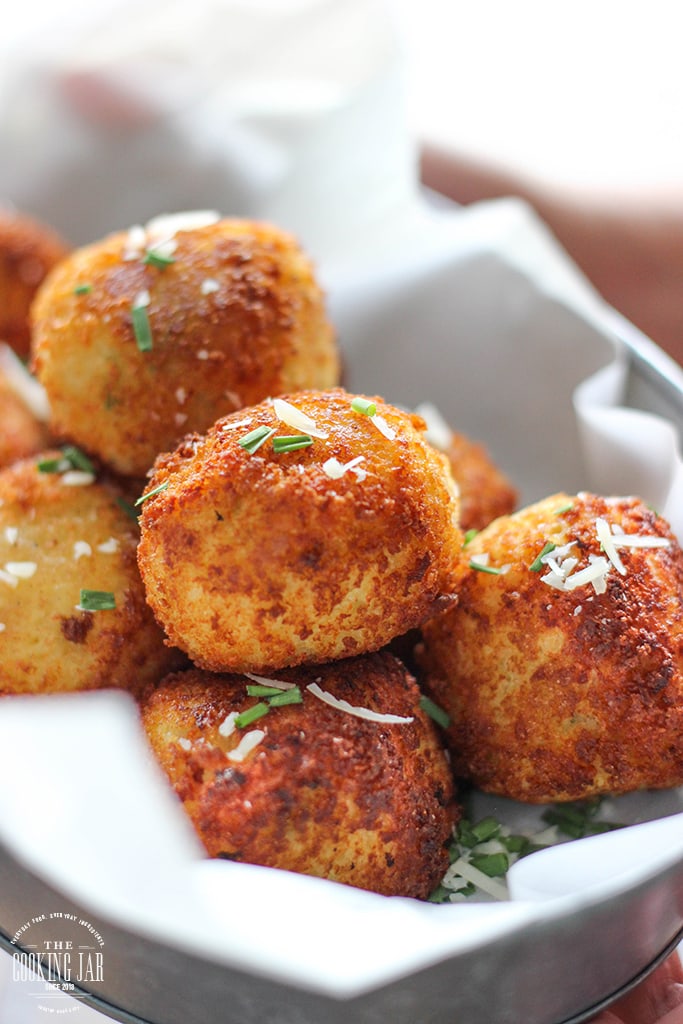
left=419, top=491, right=683, bottom=803
left=0, top=368, right=49, bottom=469
left=0, top=209, right=69, bottom=360
left=137, top=389, right=463, bottom=673
left=140, top=651, right=458, bottom=898
left=31, top=213, right=340, bottom=477
left=444, top=431, right=517, bottom=532
left=415, top=404, right=517, bottom=531
left=0, top=452, right=184, bottom=695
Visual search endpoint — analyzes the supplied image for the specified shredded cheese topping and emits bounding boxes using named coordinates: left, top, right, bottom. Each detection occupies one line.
left=369, top=413, right=396, bottom=441
left=73, top=541, right=92, bottom=560
left=61, top=471, right=95, bottom=487
left=537, top=515, right=671, bottom=595
left=218, top=712, right=239, bottom=738
left=228, top=729, right=266, bottom=762
left=244, top=672, right=296, bottom=691
left=321, top=455, right=367, bottom=481
left=272, top=398, right=329, bottom=439
left=4, top=562, right=37, bottom=579
left=306, top=682, right=414, bottom=724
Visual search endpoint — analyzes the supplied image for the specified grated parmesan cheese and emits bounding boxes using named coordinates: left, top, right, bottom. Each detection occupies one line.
left=322, top=455, right=366, bottom=480
left=177, top=737, right=192, bottom=751
left=306, top=682, right=414, bottom=724
left=218, top=712, right=239, bottom=737
left=244, top=672, right=296, bottom=691
left=97, top=538, right=119, bottom=554
left=272, top=398, right=329, bottom=440
left=200, top=278, right=220, bottom=295
left=228, top=729, right=266, bottom=762
left=73, top=541, right=92, bottom=560
left=5, top=562, right=37, bottom=579
left=4, top=527, right=18, bottom=546
left=369, top=413, right=396, bottom=441
left=61, top=471, right=95, bottom=487
left=0, top=569, right=18, bottom=588
left=613, top=534, right=671, bottom=549
left=447, top=857, right=509, bottom=901
left=0, top=623, right=5, bottom=633
left=563, top=556, right=611, bottom=593
left=595, top=518, right=626, bottom=575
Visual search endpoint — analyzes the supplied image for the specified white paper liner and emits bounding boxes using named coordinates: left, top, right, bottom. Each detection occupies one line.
left=2, top=0, right=683, bottom=1006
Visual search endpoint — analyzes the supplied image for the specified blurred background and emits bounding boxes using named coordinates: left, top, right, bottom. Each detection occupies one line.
left=2, top=0, right=682, bottom=361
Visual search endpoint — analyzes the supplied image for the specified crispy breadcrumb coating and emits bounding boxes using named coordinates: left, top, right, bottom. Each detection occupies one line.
left=31, top=214, right=339, bottom=476
left=0, top=452, right=183, bottom=694
left=137, top=389, right=463, bottom=673
left=420, top=492, right=683, bottom=802
left=0, top=209, right=69, bottom=360
left=140, top=652, right=458, bottom=897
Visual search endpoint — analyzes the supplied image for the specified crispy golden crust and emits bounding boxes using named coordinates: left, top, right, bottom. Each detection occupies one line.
left=419, top=492, right=683, bottom=802
left=0, top=453, right=184, bottom=695
left=137, top=389, right=463, bottom=673
left=0, top=371, right=50, bottom=468
left=0, top=210, right=69, bottom=360
left=445, top=431, right=517, bottom=532
left=140, top=652, right=458, bottom=897
left=31, top=217, right=340, bottom=477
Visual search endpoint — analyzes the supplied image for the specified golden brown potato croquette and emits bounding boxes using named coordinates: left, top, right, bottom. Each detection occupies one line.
left=0, top=452, right=183, bottom=695
left=140, top=652, right=458, bottom=898
left=0, top=209, right=69, bottom=360
left=416, top=404, right=517, bottom=532
left=0, top=368, right=50, bottom=469
left=445, top=431, right=517, bottom=532
left=419, top=492, right=683, bottom=803
left=31, top=213, right=340, bottom=477
left=137, top=389, right=463, bottom=673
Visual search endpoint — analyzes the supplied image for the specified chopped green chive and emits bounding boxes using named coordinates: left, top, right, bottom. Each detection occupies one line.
left=555, top=502, right=574, bottom=515
left=246, top=684, right=284, bottom=697
left=469, top=816, right=502, bottom=844
left=143, top=249, right=176, bottom=268
left=426, top=883, right=457, bottom=904
left=462, top=529, right=478, bottom=547
left=529, top=541, right=557, bottom=572
left=37, top=456, right=70, bottom=474
left=79, top=589, right=116, bottom=611
left=541, top=799, right=623, bottom=839
left=37, top=445, right=94, bottom=475
left=61, top=445, right=95, bottom=474
left=351, top=397, right=377, bottom=417
left=272, top=434, right=313, bottom=453
left=74, top=283, right=92, bottom=295
left=267, top=687, right=303, bottom=708
left=469, top=852, right=509, bottom=878
left=419, top=694, right=451, bottom=729
left=469, top=561, right=504, bottom=575
left=245, top=683, right=303, bottom=705
left=235, top=702, right=270, bottom=729
left=134, top=481, right=169, bottom=506
left=131, top=304, right=153, bottom=352
left=238, top=425, right=276, bottom=454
